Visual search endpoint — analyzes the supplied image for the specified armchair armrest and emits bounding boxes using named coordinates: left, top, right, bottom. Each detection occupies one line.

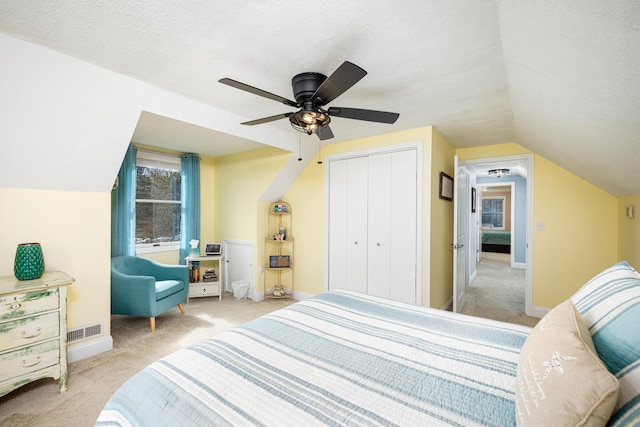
left=110, top=269, right=158, bottom=316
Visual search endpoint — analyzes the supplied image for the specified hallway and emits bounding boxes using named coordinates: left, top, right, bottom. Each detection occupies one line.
left=461, top=252, right=539, bottom=327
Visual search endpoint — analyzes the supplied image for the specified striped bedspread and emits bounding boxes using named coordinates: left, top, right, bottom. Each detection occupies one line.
left=95, top=291, right=531, bottom=427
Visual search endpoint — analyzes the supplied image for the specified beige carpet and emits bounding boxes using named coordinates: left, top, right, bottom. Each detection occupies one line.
left=0, top=293, right=294, bottom=427
left=461, top=252, right=540, bottom=327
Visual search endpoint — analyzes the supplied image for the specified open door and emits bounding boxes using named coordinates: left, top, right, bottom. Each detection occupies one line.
left=452, top=156, right=469, bottom=313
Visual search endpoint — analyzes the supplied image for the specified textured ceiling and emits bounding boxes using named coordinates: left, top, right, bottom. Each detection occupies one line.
left=1, top=1, right=639, bottom=195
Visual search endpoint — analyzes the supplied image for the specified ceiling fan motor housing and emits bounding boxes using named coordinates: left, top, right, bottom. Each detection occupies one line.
left=291, top=72, right=327, bottom=104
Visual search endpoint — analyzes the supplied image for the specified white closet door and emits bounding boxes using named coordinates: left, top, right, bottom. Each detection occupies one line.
left=367, top=153, right=392, bottom=299
left=328, top=156, right=368, bottom=293
left=328, top=160, right=348, bottom=290
left=345, top=156, right=369, bottom=293
left=327, top=146, right=418, bottom=304
left=390, top=150, right=418, bottom=304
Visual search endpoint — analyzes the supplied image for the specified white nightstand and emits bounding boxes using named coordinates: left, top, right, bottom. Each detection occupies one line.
left=185, top=255, right=223, bottom=303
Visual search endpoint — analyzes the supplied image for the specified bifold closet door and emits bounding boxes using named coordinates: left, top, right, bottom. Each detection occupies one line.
left=328, top=149, right=417, bottom=304
left=328, top=156, right=368, bottom=293
left=389, top=150, right=417, bottom=304
left=367, top=150, right=417, bottom=303
left=367, top=153, right=391, bottom=299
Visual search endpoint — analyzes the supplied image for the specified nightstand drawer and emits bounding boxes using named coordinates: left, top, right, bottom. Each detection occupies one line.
left=0, top=339, right=60, bottom=380
left=0, top=288, right=59, bottom=319
left=0, top=312, right=60, bottom=352
left=188, top=283, right=220, bottom=296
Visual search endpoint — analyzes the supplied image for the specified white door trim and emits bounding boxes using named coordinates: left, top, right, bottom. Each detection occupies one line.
left=458, top=154, right=536, bottom=317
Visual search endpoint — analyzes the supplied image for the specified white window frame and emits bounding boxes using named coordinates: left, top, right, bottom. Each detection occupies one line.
left=135, top=150, right=182, bottom=254
left=481, top=195, right=506, bottom=230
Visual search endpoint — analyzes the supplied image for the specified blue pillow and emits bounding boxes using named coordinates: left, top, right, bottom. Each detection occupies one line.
left=572, top=261, right=640, bottom=426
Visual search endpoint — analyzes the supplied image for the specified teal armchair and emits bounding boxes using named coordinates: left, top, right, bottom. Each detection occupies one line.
left=111, top=256, right=189, bottom=332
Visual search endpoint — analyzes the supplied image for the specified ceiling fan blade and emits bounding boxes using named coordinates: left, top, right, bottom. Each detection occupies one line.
left=219, top=78, right=298, bottom=107
left=241, top=112, right=293, bottom=126
left=328, top=107, right=399, bottom=124
left=317, top=125, right=334, bottom=140
left=311, top=61, right=367, bottom=106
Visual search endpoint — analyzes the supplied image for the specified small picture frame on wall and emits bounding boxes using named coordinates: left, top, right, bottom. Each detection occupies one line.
left=439, top=172, right=453, bottom=201
left=471, top=187, right=477, bottom=212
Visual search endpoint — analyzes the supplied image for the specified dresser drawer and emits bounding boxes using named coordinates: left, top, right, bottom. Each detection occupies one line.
left=0, top=288, right=59, bottom=320
left=188, top=283, right=220, bottom=296
left=0, top=339, right=60, bottom=380
left=0, top=311, right=60, bottom=352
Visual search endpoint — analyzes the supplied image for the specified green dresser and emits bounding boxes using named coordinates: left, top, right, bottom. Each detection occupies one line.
left=0, top=271, right=74, bottom=397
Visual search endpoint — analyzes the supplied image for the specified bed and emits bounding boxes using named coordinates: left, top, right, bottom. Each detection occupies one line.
left=95, top=262, right=640, bottom=427
left=481, top=229, right=511, bottom=254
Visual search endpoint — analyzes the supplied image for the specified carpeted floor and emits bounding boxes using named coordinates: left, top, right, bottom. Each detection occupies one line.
left=1, top=268, right=538, bottom=427
left=461, top=252, right=540, bottom=327
left=0, top=293, right=294, bottom=427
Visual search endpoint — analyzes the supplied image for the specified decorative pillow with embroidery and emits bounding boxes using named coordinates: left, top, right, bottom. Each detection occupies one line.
left=515, top=300, right=619, bottom=427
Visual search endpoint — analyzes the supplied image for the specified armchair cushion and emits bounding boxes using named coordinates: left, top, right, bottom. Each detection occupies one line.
left=155, top=280, right=184, bottom=300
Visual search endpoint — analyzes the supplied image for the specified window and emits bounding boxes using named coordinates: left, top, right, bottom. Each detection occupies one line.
left=135, top=151, right=181, bottom=252
left=481, top=196, right=505, bottom=229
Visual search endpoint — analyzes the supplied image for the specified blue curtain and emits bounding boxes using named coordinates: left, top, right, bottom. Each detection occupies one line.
left=179, top=154, right=201, bottom=265
left=111, top=144, right=137, bottom=257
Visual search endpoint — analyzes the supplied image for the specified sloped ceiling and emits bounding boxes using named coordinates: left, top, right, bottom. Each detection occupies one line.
left=1, top=1, right=639, bottom=196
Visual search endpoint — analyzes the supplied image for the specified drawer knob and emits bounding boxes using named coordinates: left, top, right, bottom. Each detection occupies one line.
left=11, top=302, right=22, bottom=310
left=21, top=355, right=42, bottom=368
left=20, top=327, right=42, bottom=339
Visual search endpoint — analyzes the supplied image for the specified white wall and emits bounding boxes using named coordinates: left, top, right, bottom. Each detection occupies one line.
left=0, top=32, right=297, bottom=194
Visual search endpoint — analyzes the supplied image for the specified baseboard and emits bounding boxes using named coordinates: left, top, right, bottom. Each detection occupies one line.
left=527, top=305, right=549, bottom=318
left=68, top=336, right=113, bottom=363
left=512, top=261, right=526, bottom=269
left=441, top=297, right=453, bottom=311
left=293, top=290, right=313, bottom=300
left=469, top=270, right=477, bottom=285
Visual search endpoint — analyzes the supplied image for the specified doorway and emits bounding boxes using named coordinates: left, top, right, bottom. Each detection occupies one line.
left=455, top=154, right=536, bottom=322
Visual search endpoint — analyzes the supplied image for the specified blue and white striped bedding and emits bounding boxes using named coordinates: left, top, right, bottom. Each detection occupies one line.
left=95, top=290, right=532, bottom=426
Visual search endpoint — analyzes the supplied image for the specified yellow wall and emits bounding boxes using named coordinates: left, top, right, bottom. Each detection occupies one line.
left=618, top=193, right=640, bottom=270
left=0, top=188, right=111, bottom=345
left=213, top=147, right=292, bottom=242
left=457, top=143, right=618, bottom=309
left=429, top=128, right=455, bottom=308
left=283, top=126, right=444, bottom=306
left=213, top=146, right=292, bottom=294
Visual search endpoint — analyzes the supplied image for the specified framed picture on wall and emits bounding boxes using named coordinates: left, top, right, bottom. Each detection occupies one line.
left=471, top=187, right=477, bottom=212
left=439, top=172, right=453, bottom=201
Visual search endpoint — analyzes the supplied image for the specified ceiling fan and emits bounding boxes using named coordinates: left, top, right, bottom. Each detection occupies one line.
left=219, top=61, right=399, bottom=140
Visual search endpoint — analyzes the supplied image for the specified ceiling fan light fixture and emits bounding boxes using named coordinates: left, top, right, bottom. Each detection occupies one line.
left=289, top=109, right=330, bottom=135
left=488, top=168, right=510, bottom=178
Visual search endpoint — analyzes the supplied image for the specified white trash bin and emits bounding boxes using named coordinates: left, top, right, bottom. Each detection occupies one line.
left=231, top=280, right=250, bottom=301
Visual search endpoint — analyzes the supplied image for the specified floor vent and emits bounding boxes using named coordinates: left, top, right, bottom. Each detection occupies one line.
left=67, top=322, right=103, bottom=343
